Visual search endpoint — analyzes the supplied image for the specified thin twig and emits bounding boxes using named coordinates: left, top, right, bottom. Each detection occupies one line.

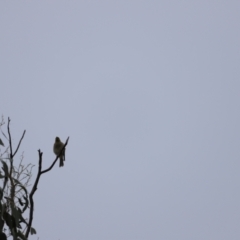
left=0, top=146, right=10, bottom=158
left=13, top=130, right=26, bottom=158
left=0, top=116, right=8, bottom=141
left=0, top=126, right=8, bottom=140
left=7, top=117, right=13, bottom=158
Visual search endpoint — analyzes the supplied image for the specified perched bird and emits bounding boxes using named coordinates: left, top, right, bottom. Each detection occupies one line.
left=53, top=137, right=65, bottom=167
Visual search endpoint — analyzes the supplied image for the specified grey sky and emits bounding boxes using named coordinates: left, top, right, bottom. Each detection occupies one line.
left=1, top=1, right=240, bottom=239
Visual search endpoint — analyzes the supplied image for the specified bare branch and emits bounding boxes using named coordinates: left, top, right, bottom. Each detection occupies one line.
left=13, top=130, right=26, bottom=158
left=25, top=137, right=70, bottom=238
left=7, top=117, right=13, bottom=158
left=25, top=150, right=43, bottom=238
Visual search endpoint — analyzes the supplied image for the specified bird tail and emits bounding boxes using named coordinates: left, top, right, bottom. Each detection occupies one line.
left=59, top=157, right=64, bottom=167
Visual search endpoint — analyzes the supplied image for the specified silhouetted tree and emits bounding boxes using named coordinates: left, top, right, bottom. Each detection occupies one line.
left=0, top=117, right=69, bottom=239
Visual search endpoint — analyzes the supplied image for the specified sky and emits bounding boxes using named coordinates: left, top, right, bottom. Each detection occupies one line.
left=1, top=1, right=240, bottom=239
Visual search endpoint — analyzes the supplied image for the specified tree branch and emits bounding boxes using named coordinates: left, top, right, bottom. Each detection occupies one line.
left=7, top=117, right=13, bottom=158
left=25, top=137, right=69, bottom=238
left=13, top=130, right=26, bottom=158
left=25, top=150, right=42, bottom=238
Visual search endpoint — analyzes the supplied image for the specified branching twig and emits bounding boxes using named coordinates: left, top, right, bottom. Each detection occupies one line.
left=7, top=117, right=26, bottom=159
left=25, top=137, right=70, bottom=238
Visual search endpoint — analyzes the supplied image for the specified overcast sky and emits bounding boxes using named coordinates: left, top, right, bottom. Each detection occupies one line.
left=1, top=1, right=240, bottom=240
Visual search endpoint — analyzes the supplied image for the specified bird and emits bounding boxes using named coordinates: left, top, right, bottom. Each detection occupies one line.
left=53, top=137, right=65, bottom=167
